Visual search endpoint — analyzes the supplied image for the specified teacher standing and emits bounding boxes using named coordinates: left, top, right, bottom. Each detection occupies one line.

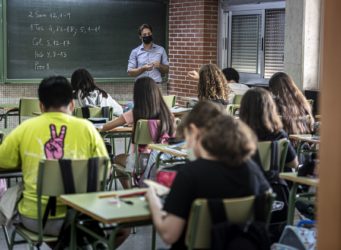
left=127, top=24, right=169, bottom=84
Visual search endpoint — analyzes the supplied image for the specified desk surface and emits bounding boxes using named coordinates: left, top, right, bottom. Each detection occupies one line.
left=289, top=134, right=320, bottom=144
left=101, top=126, right=133, bottom=134
left=170, top=107, right=192, bottom=117
left=280, top=172, right=319, bottom=187
left=148, top=143, right=187, bottom=158
left=60, top=189, right=150, bottom=225
left=0, top=104, right=18, bottom=110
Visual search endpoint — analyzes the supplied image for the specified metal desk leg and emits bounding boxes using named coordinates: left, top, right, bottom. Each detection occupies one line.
left=287, top=183, right=298, bottom=225
left=151, top=225, right=156, bottom=250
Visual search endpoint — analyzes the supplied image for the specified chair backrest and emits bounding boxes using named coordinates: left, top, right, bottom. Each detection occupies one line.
left=73, top=106, right=112, bottom=120
left=233, top=94, right=243, bottom=104
left=185, top=193, right=275, bottom=249
left=37, top=157, right=109, bottom=197
left=186, top=196, right=255, bottom=249
left=133, top=119, right=155, bottom=145
left=257, top=139, right=289, bottom=172
left=163, top=95, right=176, bottom=108
left=19, top=98, right=40, bottom=123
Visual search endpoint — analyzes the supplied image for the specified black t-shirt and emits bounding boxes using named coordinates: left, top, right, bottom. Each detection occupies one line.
left=258, top=129, right=296, bottom=164
left=163, top=158, right=270, bottom=250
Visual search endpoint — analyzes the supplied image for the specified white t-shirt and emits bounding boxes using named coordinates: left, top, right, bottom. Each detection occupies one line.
left=76, top=90, right=123, bottom=116
left=228, top=83, right=249, bottom=103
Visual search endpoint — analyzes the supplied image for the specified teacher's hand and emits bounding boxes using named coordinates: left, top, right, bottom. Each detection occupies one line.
left=142, top=64, right=153, bottom=72
left=152, top=61, right=160, bottom=69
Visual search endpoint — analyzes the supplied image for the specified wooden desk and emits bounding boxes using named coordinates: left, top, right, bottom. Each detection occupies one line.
left=60, top=189, right=150, bottom=224
left=148, top=143, right=187, bottom=170
left=148, top=143, right=187, bottom=158
left=280, top=172, right=319, bottom=225
left=60, top=189, right=155, bottom=249
left=289, top=134, right=320, bottom=144
left=101, top=126, right=133, bottom=154
left=170, top=107, right=192, bottom=118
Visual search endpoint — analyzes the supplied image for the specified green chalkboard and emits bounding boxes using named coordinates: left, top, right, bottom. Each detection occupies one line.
left=4, top=0, right=168, bottom=81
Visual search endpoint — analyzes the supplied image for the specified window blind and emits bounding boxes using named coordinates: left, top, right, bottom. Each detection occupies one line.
left=264, top=9, right=286, bottom=79
left=231, top=14, right=261, bottom=74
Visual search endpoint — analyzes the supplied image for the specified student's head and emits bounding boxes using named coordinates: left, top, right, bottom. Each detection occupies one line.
left=222, top=67, right=240, bottom=83
left=71, top=68, right=107, bottom=99
left=198, top=64, right=229, bottom=101
left=138, top=24, right=153, bottom=44
left=132, top=77, right=174, bottom=141
left=239, top=88, right=282, bottom=139
left=269, top=72, right=313, bottom=134
left=179, top=101, right=257, bottom=166
left=38, top=76, right=74, bottom=113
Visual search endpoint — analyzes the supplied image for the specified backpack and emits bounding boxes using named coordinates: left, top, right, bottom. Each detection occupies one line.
left=208, top=198, right=271, bottom=250
left=254, top=141, right=290, bottom=242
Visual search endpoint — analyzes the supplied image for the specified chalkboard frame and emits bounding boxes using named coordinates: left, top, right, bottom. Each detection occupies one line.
left=0, top=0, right=169, bottom=84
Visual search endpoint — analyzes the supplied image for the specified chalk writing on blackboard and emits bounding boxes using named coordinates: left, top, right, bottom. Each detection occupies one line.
left=28, top=10, right=101, bottom=71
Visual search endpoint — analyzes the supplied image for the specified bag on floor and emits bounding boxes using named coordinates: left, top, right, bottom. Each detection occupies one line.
left=271, top=225, right=317, bottom=250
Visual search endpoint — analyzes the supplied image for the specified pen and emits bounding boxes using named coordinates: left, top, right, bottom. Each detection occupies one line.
left=98, top=190, right=146, bottom=199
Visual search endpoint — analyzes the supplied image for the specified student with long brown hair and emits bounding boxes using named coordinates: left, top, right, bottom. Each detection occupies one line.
left=239, top=87, right=298, bottom=168
left=101, top=76, right=174, bottom=136
left=268, top=72, right=314, bottom=135
left=146, top=101, right=270, bottom=249
left=101, top=77, right=175, bottom=187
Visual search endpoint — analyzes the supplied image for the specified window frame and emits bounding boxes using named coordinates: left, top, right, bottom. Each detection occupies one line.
left=219, top=1, right=286, bottom=84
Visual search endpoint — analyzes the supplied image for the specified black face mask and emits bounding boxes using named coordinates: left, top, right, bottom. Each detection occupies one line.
left=142, top=35, right=153, bottom=44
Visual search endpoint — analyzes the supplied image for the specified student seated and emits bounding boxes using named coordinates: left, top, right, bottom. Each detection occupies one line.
left=146, top=101, right=270, bottom=249
left=239, top=87, right=298, bottom=169
left=101, top=77, right=175, bottom=187
left=187, top=64, right=229, bottom=106
left=71, top=68, right=123, bottom=116
left=0, top=76, right=110, bottom=237
left=268, top=72, right=314, bottom=135
left=222, top=67, right=249, bottom=103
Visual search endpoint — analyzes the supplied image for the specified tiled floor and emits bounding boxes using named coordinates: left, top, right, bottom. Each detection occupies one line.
left=0, top=224, right=168, bottom=250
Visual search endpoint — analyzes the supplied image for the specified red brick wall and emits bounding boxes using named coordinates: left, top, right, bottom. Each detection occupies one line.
left=168, top=0, right=219, bottom=106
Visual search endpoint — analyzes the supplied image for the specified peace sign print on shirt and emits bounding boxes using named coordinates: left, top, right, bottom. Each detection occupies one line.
left=44, top=124, right=67, bottom=159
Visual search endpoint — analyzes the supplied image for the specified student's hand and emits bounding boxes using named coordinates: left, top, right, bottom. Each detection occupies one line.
left=152, top=61, right=160, bottom=69
left=187, top=70, right=199, bottom=80
left=142, top=64, right=154, bottom=71
left=145, top=187, right=162, bottom=209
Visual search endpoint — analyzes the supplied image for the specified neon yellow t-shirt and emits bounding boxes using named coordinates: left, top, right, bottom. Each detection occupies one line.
left=0, top=112, right=109, bottom=219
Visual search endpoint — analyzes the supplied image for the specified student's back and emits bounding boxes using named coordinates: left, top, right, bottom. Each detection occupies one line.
left=146, top=101, right=270, bottom=250
left=239, top=88, right=298, bottom=169
left=71, top=68, right=123, bottom=116
left=269, top=72, right=314, bottom=135
left=0, top=76, right=108, bottom=236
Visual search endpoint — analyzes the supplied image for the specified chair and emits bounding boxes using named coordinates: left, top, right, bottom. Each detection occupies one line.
left=4, top=98, right=40, bottom=128
left=226, top=94, right=243, bottom=116
left=163, top=95, right=176, bottom=108
left=110, top=119, right=155, bottom=189
left=18, top=98, right=41, bottom=124
left=233, top=94, right=243, bottom=105
left=185, top=194, right=274, bottom=250
left=257, top=138, right=289, bottom=172
left=9, top=157, right=109, bottom=250
left=73, top=106, right=113, bottom=120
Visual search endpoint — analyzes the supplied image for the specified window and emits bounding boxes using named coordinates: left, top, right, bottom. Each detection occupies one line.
left=220, top=2, right=286, bottom=83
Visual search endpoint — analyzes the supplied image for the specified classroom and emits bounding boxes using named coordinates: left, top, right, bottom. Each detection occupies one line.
left=0, top=0, right=339, bottom=249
